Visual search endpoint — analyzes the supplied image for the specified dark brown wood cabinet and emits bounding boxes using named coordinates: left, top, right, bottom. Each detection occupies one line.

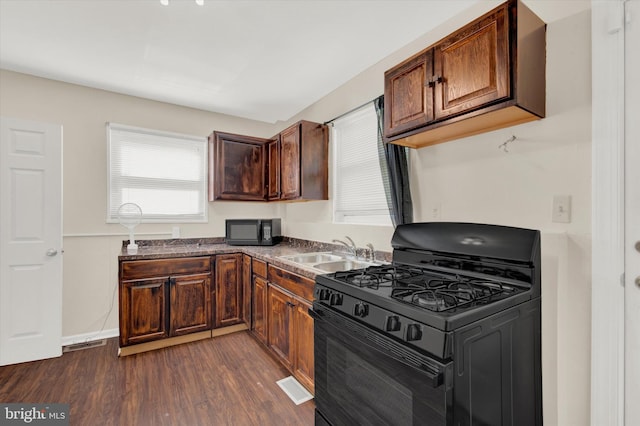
left=119, top=257, right=213, bottom=348
left=384, top=50, right=434, bottom=137
left=384, top=0, right=545, bottom=148
left=251, top=258, right=268, bottom=344
left=272, top=121, right=328, bottom=201
left=266, top=265, right=315, bottom=392
left=267, top=284, right=294, bottom=370
left=241, top=254, right=252, bottom=327
left=169, top=273, right=212, bottom=336
left=215, top=253, right=243, bottom=328
left=120, top=277, right=169, bottom=346
left=208, top=131, right=268, bottom=201
left=293, top=299, right=314, bottom=392
left=209, top=122, right=327, bottom=202
left=267, top=137, right=280, bottom=200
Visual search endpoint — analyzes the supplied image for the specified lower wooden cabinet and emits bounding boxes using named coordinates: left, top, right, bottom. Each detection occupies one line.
left=119, top=256, right=213, bottom=348
left=265, top=265, right=315, bottom=392
left=293, top=299, right=314, bottom=392
left=170, top=274, right=212, bottom=336
left=241, top=254, right=252, bottom=327
left=215, top=253, right=243, bottom=328
left=120, top=277, right=170, bottom=346
left=119, top=252, right=314, bottom=391
left=268, top=284, right=295, bottom=370
left=252, top=275, right=268, bottom=344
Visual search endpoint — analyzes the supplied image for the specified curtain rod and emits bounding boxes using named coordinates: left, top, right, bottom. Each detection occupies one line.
left=323, top=94, right=383, bottom=126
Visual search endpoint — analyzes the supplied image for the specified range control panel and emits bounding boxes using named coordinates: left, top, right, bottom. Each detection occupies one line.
left=314, top=283, right=452, bottom=360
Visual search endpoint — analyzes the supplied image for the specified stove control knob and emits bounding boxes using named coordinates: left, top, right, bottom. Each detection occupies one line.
left=385, top=315, right=401, bottom=332
left=317, top=288, right=330, bottom=301
left=354, top=302, right=369, bottom=318
left=405, top=324, right=422, bottom=342
left=329, top=293, right=343, bottom=306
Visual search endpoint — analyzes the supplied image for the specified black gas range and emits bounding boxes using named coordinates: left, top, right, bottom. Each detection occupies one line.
left=311, top=222, right=542, bottom=426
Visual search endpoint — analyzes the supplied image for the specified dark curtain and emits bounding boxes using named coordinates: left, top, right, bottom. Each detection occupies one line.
left=374, top=95, right=413, bottom=226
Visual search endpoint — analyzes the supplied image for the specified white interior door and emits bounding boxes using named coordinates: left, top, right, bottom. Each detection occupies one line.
left=0, top=116, right=63, bottom=366
left=626, top=1, right=640, bottom=423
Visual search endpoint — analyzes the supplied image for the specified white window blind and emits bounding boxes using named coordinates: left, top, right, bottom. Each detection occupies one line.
left=332, top=103, right=391, bottom=226
left=107, top=123, right=207, bottom=223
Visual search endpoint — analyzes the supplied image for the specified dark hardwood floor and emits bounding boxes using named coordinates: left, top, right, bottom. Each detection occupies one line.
left=0, top=332, right=315, bottom=425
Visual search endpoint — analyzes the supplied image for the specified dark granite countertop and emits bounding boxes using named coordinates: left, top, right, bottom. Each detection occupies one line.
left=118, top=237, right=391, bottom=280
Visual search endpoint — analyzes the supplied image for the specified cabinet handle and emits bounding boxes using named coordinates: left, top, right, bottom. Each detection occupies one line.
left=426, top=75, right=444, bottom=87
left=286, top=301, right=295, bottom=308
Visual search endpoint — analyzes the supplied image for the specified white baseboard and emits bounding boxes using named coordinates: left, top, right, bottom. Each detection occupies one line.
left=61, top=328, right=119, bottom=347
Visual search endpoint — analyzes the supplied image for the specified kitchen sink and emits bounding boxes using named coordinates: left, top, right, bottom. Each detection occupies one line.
left=280, top=252, right=344, bottom=264
left=312, top=260, right=377, bottom=273
left=279, top=252, right=381, bottom=273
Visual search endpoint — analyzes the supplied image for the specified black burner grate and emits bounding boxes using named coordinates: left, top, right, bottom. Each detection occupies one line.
left=391, top=276, right=515, bottom=312
left=333, top=265, right=423, bottom=289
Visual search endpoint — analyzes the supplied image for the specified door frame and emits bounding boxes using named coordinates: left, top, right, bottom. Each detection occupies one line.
left=591, top=1, right=628, bottom=425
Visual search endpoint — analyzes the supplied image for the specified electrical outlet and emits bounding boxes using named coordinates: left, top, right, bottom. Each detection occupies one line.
left=430, top=203, right=441, bottom=220
left=172, top=226, right=181, bottom=238
left=552, top=195, right=571, bottom=223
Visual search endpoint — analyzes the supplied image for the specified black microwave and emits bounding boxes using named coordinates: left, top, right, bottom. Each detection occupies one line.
left=225, top=219, right=282, bottom=246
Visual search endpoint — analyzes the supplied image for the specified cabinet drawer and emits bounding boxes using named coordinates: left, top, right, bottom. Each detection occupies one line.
left=252, top=258, right=267, bottom=278
left=121, top=257, right=212, bottom=280
left=267, top=265, right=313, bottom=302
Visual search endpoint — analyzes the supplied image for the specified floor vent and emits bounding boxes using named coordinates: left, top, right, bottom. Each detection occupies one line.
left=276, top=376, right=313, bottom=405
left=63, top=339, right=107, bottom=353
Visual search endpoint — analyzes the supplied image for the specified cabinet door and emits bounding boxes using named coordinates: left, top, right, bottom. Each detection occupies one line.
left=252, top=275, right=268, bottom=344
left=169, top=273, right=212, bottom=336
left=267, top=137, right=280, bottom=200
left=279, top=125, right=301, bottom=200
left=215, top=254, right=243, bottom=328
left=433, top=2, right=509, bottom=120
left=209, top=132, right=267, bottom=201
left=120, top=278, right=169, bottom=347
left=241, top=254, right=252, bottom=327
left=268, top=284, right=294, bottom=369
left=384, top=50, right=434, bottom=138
left=293, top=299, right=314, bottom=392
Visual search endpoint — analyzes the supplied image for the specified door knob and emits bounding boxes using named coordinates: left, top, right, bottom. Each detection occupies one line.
left=636, top=241, right=640, bottom=252
left=636, top=276, right=640, bottom=288
left=46, top=249, right=58, bottom=257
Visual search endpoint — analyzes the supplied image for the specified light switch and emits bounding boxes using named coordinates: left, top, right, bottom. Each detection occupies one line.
left=552, top=195, right=571, bottom=223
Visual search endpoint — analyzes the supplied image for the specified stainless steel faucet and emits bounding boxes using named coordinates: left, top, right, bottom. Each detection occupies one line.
left=366, top=243, right=375, bottom=262
left=332, top=236, right=357, bottom=258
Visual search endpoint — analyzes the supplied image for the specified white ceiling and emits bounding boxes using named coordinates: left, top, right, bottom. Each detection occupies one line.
left=0, top=0, right=590, bottom=124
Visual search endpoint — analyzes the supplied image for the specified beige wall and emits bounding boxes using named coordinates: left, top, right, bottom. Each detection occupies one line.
left=0, top=69, right=282, bottom=340
left=280, top=7, right=593, bottom=426
left=0, top=4, right=592, bottom=426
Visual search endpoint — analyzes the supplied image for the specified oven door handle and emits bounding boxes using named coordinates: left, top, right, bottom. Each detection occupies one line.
left=309, top=306, right=444, bottom=388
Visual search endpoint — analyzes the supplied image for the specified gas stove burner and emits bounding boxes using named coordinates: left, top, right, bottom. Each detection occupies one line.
left=334, top=270, right=385, bottom=288
left=391, top=276, right=516, bottom=312
left=411, top=290, right=452, bottom=311
left=351, top=273, right=381, bottom=288
left=334, top=265, right=425, bottom=289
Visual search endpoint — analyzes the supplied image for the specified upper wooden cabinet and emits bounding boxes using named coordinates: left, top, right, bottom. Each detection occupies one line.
left=384, top=0, right=545, bottom=148
left=267, top=137, right=281, bottom=200
left=384, top=50, right=434, bottom=137
left=208, top=131, right=268, bottom=201
left=209, top=121, right=327, bottom=202
left=270, top=120, right=328, bottom=202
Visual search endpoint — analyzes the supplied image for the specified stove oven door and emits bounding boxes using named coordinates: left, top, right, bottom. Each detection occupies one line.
left=311, top=303, right=452, bottom=426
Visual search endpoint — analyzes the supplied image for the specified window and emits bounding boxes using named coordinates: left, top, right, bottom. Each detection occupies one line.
left=107, top=123, right=207, bottom=223
left=332, top=103, right=391, bottom=226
